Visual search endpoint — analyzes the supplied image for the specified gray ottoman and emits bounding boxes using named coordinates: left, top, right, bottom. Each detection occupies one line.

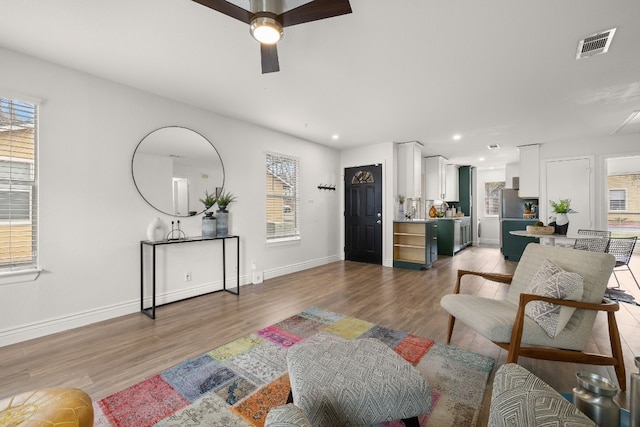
left=286, top=338, right=432, bottom=426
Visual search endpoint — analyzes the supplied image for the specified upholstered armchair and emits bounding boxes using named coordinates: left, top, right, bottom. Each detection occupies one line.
left=440, top=243, right=626, bottom=390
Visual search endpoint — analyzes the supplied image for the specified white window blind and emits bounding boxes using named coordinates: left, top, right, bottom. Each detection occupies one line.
left=609, top=188, right=626, bottom=211
left=266, top=152, right=299, bottom=240
left=0, top=98, right=38, bottom=272
left=484, top=181, right=505, bottom=216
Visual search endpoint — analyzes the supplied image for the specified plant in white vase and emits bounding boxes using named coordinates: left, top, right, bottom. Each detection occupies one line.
left=549, top=198, right=574, bottom=235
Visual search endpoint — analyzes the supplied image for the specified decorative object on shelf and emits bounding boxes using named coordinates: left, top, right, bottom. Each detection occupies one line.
left=167, top=220, right=186, bottom=240
left=523, top=202, right=536, bottom=219
left=317, top=184, right=336, bottom=191
left=146, top=217, right=168, bottom=242
left=549, top=198, right=574, bottom=235
left=572, top=371, right=620, bottom=426
left=397, top=194, right=405, bottom=220
left=429, top=204, right=437, bottom=218
left=215, top=191, right=237, bottom=236
left=199, top=190, right=218, bottom=238
left=202, top=213, right=216, bottom=239
left=199, top=190, right=217, bottom=211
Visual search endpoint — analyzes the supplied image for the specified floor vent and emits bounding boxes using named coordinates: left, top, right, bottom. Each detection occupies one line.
left=576, top=28, right=616, bottom=59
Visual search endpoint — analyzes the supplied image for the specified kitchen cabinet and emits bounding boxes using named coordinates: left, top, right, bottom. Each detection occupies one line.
left=501, top=219, right=539, bottom=261
left=444, top=164, right=459, bottom=202
left=393, top=221, right=437, bottom=269
left=518, top=144, right=540, bottom=198
left=436, top=217, right=471, bottom=256
left=458, top=166, right=473, bottom=216
left=397, top=141, right=422, bottom=199
left=424, top=155, right=447, bottom=200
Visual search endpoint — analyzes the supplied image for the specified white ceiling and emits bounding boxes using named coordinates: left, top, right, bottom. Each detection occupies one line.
left=1, top=0, right=639, bottom=168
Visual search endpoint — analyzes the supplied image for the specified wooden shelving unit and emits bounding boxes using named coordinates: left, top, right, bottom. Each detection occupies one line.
left=393, top=222, right=437, bottom=269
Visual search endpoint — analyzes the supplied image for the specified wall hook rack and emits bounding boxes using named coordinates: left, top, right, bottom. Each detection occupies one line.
left=317, top=184, right=336, bottom=191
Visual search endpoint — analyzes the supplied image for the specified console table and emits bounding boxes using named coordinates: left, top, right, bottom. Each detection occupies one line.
left=140, top=235, right=240, bottom=319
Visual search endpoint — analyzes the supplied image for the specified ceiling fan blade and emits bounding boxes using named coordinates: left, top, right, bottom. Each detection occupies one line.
left=261, top=43, right=280, bottom=73
left=191, top=0, right=253, bottom=24
left=280, top=0, right=351, bottom=27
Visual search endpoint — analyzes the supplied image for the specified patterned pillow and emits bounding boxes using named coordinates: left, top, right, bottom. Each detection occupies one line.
left=524, top=259, right=584, bottom=338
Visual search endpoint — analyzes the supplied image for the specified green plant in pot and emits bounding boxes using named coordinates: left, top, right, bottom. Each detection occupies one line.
left=215, top=191, right=237, bottom=212
left=199, top=190, right=217, bottom=217
left=549, top=198, right=574, bottom=235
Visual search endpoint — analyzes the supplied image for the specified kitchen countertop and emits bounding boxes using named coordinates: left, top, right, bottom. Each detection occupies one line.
left=501, top=218, right=540, bottom=221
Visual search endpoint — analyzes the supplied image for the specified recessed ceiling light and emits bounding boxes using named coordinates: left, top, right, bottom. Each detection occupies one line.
left=332, top=134, right=340, bottom=140
left=478, top=157, right=485, bottom=161
left=452, top=134, right=462, bottom=141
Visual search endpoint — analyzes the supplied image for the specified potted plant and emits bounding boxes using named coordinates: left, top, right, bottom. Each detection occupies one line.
left=215, top=191, right=237, bottom=212
left=199, top=190, right=217, bottom=217
left=199, top=190, right=218, bottom=238
left=549, top=198, right=574, bottom=235
left=214, top=191, right=237, bottom=236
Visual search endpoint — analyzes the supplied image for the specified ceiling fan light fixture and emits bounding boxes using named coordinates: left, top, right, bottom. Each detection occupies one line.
left=250, top=16, right=283, bottom=44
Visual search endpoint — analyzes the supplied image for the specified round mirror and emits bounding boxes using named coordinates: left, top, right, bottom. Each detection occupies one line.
left=132, top=126, right=225, bottom=217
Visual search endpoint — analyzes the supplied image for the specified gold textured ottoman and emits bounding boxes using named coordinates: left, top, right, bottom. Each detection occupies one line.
left=0, top=387, right=94, bottom=427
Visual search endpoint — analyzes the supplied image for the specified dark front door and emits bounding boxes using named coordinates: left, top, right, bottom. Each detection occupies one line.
left=344, top=164, right=383, bottom=264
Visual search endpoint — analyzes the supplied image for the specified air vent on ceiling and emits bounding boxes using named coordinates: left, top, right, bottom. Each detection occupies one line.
left=576, top=28, right=616, bottom=59
left=487, top=144, right=501, bottom=150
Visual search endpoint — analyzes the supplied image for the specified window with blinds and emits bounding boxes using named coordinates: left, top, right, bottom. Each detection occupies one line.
left=484, top=181, right=505, bottom=216
left=0, top=98, right=38, bottom=272
left=266, top=152, right=299, bottom=240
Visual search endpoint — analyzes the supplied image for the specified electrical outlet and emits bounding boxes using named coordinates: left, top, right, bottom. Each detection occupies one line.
left=185, top=272, right=192, bottom=282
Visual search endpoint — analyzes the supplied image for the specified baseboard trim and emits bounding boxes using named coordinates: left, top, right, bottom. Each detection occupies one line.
left=264, top=254, right=340, bottom=281
left=0, top=256, right=338, bottom=347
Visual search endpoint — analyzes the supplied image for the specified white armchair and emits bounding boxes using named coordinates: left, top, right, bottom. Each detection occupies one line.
left=440, top=243, right=625, bottom=390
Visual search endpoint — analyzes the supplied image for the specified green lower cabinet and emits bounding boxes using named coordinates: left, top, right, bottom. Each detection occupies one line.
left=436, top=219, right=455, bottom=256
left=501, top=220, right=539, bottom=261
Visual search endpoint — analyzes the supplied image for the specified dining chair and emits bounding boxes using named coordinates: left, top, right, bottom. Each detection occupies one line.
left=573, top=229, right=610, bottom=253
left=607, top=236, right=639, bottom=290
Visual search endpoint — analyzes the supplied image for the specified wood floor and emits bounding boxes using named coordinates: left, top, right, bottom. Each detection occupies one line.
left=1, top=244, right=639, bottom=425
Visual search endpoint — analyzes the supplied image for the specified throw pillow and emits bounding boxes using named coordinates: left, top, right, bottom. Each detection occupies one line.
left=524, top=259, right=584, bottom=338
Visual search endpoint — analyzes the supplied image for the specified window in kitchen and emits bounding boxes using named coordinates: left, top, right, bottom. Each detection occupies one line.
left=484, top=181, right=505, bottom=216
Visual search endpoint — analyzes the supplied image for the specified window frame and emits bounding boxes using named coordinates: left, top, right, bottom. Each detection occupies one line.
left=0, top=96, right=40, bottom=280
left=266, top=151, right=300, bottom=243
left=484, top=181, right=505, bottom=216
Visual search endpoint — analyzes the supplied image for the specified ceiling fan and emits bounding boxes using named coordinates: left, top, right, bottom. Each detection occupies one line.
left=192, top=0, right=352, bottom=73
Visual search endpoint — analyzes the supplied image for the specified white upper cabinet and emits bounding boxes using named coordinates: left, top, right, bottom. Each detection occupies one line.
left=444, top=164, right=459, bottom=202
left=397, top=141, right=423, bottom=199
left=424, top=155, right=447, bottom=200
left=518, top=144, right=540, bottom=198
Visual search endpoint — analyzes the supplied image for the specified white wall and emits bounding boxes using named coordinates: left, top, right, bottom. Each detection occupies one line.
left=476, top=168, right=506, bottom=245
left=0, top=47, right=342, bottom=346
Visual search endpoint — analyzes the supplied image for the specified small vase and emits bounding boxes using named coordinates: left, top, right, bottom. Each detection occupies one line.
left=146, top=217, right=167, bottom=242
left=216, top=210, right=229, bottom=236
left=202, top=214, right=216, bottom=239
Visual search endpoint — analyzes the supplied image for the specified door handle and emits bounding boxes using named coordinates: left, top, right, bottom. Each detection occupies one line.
left=376, top=220, right=381, bottom=224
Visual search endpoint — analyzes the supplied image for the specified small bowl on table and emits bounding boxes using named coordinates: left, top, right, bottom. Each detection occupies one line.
left=526, top=225, right=555, bottom=235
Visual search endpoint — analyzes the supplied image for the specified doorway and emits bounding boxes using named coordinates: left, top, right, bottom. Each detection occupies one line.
left=344, top=164, right=383, bottom=264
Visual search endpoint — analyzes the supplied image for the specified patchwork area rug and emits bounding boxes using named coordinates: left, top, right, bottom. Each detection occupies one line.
left=94, top=307, right=495, bottom=427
